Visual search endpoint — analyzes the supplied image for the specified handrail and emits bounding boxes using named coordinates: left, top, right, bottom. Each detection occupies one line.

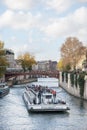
left=25, top=86, right=37, bottom=96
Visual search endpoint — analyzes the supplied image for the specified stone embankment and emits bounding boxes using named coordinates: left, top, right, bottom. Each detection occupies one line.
left=59, top=72, right=87, bottom=100
left=7, top=78, right=37, bottom=87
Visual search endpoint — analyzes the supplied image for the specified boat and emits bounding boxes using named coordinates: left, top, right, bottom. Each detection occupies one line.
left=0, top=83, right=10, bottom=98
left=23, top=85, right=70, bottom=112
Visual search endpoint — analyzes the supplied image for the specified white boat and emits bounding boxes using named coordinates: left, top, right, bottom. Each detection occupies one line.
left=0, top=83, right=10, bottom=98
left=23, top=85, right=70, bottom=112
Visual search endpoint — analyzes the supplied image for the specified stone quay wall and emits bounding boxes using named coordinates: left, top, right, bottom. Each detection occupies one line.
left=59, top=72, right=87, bottom=100
left=7, top=78, right=37, bottom=87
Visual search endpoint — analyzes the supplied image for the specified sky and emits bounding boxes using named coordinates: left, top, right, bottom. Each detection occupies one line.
left=0, top=0, right=87, bottom=61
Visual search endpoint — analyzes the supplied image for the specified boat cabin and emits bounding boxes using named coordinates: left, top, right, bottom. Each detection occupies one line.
left=41, top=93, right=53, bottom=104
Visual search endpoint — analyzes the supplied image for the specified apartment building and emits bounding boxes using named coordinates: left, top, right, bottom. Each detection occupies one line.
left=5, top=49, right=16, bottom=68
left=5, top=49, right=22, bottom=70
left=32, top=60, right=57, bottom=71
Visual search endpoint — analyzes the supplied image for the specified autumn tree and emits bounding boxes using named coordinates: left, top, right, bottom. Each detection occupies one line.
left=18, top=52, right=36, bottom=72
left=61, top=37, right=86, bottom=70
left=0, top=41, right=8, bottom=78
left=58, top=59, right=71, bottom=71
left=57, top=59, right=64, bottom=71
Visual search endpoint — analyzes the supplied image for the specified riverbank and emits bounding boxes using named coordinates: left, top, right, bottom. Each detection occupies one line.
left=59, top=72, right=87, bottom=100
left=7, top=78, right=37, bottom=87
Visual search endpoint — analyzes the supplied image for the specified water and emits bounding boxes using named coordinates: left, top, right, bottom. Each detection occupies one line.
left=0, top=78, right=87, bottom=130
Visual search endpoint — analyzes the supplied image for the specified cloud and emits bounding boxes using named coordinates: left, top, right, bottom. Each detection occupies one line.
left=41, top=7, right=87, bottom=43
left=0, top=4, right=86, bottom=46
left=3, top=0, right=87, bottom=14
left=0, top=10, right=42, bottom=30
left=45, top=0, right=73, bottom=13
left=77, top=29, right=87, bottom=44
left=77, top=0, right=87, bottom=2
left=3, top=0, right=41, bottom=10
left=45, top=0, right=87, bottom=16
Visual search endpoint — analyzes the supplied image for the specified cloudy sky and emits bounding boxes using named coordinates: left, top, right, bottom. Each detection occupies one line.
left=0, top=0, right=86, bottom=61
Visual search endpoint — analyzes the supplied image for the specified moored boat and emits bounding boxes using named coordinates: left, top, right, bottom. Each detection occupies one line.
left=0, top=83, right=10, bottom=98
left=23, top=85, right=70, bottom=112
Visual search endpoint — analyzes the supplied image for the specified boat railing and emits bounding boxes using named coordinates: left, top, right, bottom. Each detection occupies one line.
left=25, top=86, right=37, bottom=96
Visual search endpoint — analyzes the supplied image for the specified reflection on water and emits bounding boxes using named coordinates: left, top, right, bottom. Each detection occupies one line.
left=79, top=99, right=87, bottom=110
left=0, top=78, right=87, bottom=130
left=80, top=99, right=84, bottom=108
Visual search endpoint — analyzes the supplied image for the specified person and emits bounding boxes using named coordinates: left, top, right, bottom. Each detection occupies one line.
left=38, top=90, right=42, bottom=104
left=51, top=90, right=56, bottom=103
left=33, top=97, right=36, bottom=104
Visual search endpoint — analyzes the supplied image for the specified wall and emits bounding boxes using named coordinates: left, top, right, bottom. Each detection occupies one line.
left=59, top=72, right=87, bottom=100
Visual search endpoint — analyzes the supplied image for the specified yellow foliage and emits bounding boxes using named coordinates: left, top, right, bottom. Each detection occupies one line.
left=0, top=41, right=8, bottom=77
left=57, top=59, right=63, bottom=70
left=61, top=37, right=86, bottom=70
left=17, top=52, right=36, bottom=71
left=0, top=41, right=4, bottom=49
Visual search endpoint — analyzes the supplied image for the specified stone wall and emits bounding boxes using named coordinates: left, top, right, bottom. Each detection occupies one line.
left=59, top=72, right=87, bottom=100
left=7, top=78, right=37, bottom=87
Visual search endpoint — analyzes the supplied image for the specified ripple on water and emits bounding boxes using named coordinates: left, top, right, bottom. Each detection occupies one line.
left=0, top=78, right=87, bottom=130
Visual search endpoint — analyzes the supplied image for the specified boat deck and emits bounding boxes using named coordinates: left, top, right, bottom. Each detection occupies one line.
left=23, top=85, right=70, bottom=112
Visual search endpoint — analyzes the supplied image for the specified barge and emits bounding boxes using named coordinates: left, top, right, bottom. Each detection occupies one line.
left=23, top=85, right=70, bottom=112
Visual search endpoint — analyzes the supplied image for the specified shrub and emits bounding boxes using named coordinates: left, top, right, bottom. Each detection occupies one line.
left=70, top=72, right=74, bottom=87
left=77, top=72, right=85, bottom=97
left=62, top=72, right=64, bottom=82
left=74, top=74, right=78, bottom=88
left=65, top=73, right=68, bottom=83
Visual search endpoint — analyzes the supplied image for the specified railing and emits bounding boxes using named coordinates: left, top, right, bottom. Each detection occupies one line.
left=5, top=70, right=59, bottom=81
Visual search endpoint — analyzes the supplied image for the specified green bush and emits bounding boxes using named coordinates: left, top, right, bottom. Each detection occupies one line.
left=62, top=72, right=64, bottom=82
left=70, top=73, right=74, bottom=87
left=74, top=74, right=78, bottom=88
left=77, top=72, right=85, bottom=97
left=65, top=73, right=68, bottom=83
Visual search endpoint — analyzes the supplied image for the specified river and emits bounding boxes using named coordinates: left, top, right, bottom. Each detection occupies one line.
left=0, top=78, right=87, bottom=130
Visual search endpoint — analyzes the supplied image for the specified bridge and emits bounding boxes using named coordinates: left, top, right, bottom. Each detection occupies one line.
left=5, top=70, right=59, bottom=81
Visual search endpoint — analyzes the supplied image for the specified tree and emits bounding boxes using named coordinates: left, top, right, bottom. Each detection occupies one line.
left=57, top=59, right=64, bottom=71
left=58, top=59, right=71, bottom=71
left=0, top=41, right=8, bottom=78
left=85, top=48, right=87, bottom=71
left=18, top=52, right=36, bottom=72
left=61, top=37, right=86, bottom=70
left=65, top=63, right=71, bottom=71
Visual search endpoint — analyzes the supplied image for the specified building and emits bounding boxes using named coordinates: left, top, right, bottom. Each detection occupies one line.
left=5, top=49, right=22, bottom=71
left=5, top=49, right=15, bottom=68
left=32, top=60, right=57, bottom=71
